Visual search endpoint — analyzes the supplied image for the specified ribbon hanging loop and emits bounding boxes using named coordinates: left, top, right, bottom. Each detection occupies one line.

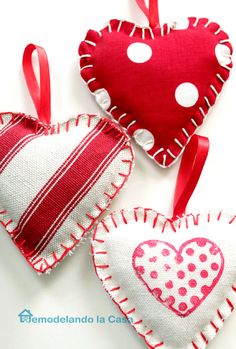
left=23, top=44, right=51, bottom=125
left=136, top=0, right=160, bottom=29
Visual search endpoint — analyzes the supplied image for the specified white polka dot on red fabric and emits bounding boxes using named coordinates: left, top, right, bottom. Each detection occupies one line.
left=133, top=129, right=155, bottom=151
left=94, top=88, right=111, bottom=110
left=127, top=43, right=152, bottom=63
left=215, top=44, right=231, bottom=66
left=175, top=82, right=199, bottom=108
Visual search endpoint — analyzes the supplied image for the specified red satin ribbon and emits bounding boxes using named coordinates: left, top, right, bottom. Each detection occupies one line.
left=172, top=135, right=209, bottom=219
left=136, top=0, right=160, bottom=28
left=23, top=44, right=51, bottom=125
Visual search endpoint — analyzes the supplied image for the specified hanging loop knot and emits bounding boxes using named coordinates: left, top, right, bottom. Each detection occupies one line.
left=136, top=0, right=160, bottom=29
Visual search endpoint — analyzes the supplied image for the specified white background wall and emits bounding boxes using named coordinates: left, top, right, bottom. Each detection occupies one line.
left=0, top=0, right=235, bottom=348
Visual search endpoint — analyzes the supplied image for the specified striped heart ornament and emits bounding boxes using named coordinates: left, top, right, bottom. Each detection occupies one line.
left=0, top=44, right=134, bottom=273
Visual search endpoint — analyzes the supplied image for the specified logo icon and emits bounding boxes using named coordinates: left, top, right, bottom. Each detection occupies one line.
left=18, top=309, right=33, bottom=323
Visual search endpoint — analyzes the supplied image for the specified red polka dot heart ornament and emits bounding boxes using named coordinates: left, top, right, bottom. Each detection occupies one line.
left=0, top=44, right=134, bottom=274
left=79, top=0, right=233, bottom=167
left=92, top=136, right=236, bottom=349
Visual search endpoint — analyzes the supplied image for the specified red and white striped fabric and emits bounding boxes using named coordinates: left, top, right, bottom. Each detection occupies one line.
left=0, top=112, right=134, bottom=273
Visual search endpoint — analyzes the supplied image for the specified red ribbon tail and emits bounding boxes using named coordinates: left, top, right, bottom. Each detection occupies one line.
left=149, top=0, right=160, bottom=28
left=172, top=135, right=210, bottom=220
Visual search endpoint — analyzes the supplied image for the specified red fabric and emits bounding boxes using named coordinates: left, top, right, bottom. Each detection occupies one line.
left=79, top=17, right=232, bottom=167
left=23, top=44, right=51, bottom=125
left=173, top=135, right=209, bottom=219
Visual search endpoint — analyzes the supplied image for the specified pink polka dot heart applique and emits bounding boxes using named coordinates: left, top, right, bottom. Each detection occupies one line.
left=79, top=0, right=233, bottom=167
left=0, top=44, right=134, bottom=274
left=92, top=136, right=236, bottom=349
left=133, top=238, right=224, bottom=317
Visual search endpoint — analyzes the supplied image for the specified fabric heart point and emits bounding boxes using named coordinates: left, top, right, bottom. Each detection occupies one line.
left=133, top=238, right=224, bottom=317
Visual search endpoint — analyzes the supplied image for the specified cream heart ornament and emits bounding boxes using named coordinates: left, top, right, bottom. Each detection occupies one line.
left=92, top=135, right=236, bottom=349
left=92, top=209, right=236, bottom=349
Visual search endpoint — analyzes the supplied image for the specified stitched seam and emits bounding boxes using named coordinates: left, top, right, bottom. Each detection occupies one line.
left=0, top=112, right=131, bottom=136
